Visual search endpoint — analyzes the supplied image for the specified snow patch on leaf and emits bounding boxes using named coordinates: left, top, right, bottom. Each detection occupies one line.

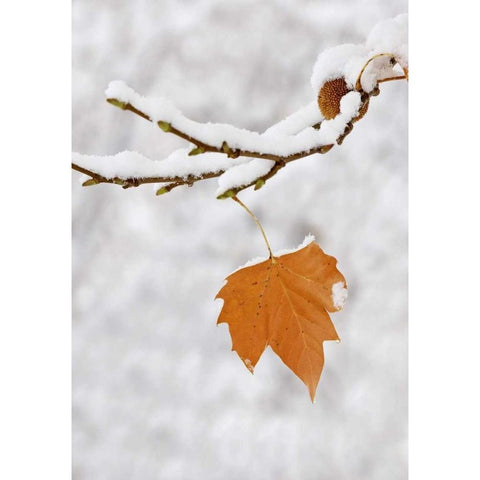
left=274, top=234, right=315, bottom=257
left=332, top=281, right=348, bottom=310
left=244, top=359, right=254, bottom=373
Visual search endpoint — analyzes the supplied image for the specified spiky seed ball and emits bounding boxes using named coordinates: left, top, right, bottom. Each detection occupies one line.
left=317, top=77, right=369, bottom=121
left=317, top=78, right=350, bottom=120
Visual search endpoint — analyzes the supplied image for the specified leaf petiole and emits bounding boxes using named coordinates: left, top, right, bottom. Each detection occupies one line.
left=232, top=196, right=274, bottom=259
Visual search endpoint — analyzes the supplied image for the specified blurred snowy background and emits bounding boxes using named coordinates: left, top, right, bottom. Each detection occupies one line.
left=72, top=1, right=407, bottom=479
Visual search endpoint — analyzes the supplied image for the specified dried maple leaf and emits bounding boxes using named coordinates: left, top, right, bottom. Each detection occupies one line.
left=216, top=238, right=347, bottom=401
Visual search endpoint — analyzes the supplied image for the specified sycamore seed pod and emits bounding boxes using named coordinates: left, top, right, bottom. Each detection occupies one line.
left=317, top=77, right=368, bottom=122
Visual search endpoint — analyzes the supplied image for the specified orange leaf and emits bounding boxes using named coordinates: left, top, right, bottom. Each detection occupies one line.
left=216, top=240, right=347, bottom=401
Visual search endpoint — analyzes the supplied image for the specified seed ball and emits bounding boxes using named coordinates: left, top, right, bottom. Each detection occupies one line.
left=317, top=78, right=350, bottom=120
left=317, top=77, right=369, bottom=121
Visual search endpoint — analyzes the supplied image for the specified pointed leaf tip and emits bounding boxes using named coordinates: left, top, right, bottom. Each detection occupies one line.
left=244, top=358, right=255, bottom=374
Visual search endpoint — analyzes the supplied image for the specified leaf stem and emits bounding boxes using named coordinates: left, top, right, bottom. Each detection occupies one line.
left=232, top=196, right=273, bottom=258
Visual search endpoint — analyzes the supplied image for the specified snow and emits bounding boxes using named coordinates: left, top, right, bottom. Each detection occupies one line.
left=358, top=54, right=399, bottom=93
left=74, top=13, right=406, bottom=193
left=229, top=234, right=316, bottom=273
left=74, top=89, right=361, bottom=193
left=73, top=4, right=407, bottom=480
left=106, top=80, right=179, bottom=123
left=72, top=149, right=247, bottom=180
left=311, top=44, right=370, bottom=92
left=216, top=159, right=275, bottom=196
left=106, top=81, right=328, bottom=156
left=366, top=14, right=408, bottom=69
left=243, top=359, right=254, bottom=373
left=317, top=91, right=361, bottom=141
left=311, top=13, right=408, bottom=94
left=264, top=101, right=323, bottom=136
left=274, top=233, right=316, bottom=257
left=331, top=281, right=348, bottom=310
left=109, top=80, right=324, bottom=139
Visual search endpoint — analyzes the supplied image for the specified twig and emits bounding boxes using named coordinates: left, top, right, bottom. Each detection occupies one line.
left=72, top=162, right=223, bottom=191
left=355, top=53, right=409, bottom=92
left=72, top=68, right=406, bottom=197
left=378, top=75, right=407, bottom=84
left=106, top=97, right=332, bottom=163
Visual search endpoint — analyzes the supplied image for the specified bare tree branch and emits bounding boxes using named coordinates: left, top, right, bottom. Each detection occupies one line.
left=105, top=97, right=334, bottom=163
left=72, top=70, right=406, bottom=198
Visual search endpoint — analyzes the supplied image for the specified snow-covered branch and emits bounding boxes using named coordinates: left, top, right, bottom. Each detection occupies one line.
left=72, top=13, right=407, bottom=198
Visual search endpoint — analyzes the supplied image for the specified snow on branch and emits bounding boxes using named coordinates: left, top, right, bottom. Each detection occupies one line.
left=311, top=13, right=408, bottom=93
left=104, top=81, right=339, bottom=157
left=72, top=13, right=408, bottom=199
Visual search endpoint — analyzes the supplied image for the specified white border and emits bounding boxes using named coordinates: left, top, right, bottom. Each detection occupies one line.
left=0, top=1, right=71, bottom=478
left=410, top=3, right=480, bottom=478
